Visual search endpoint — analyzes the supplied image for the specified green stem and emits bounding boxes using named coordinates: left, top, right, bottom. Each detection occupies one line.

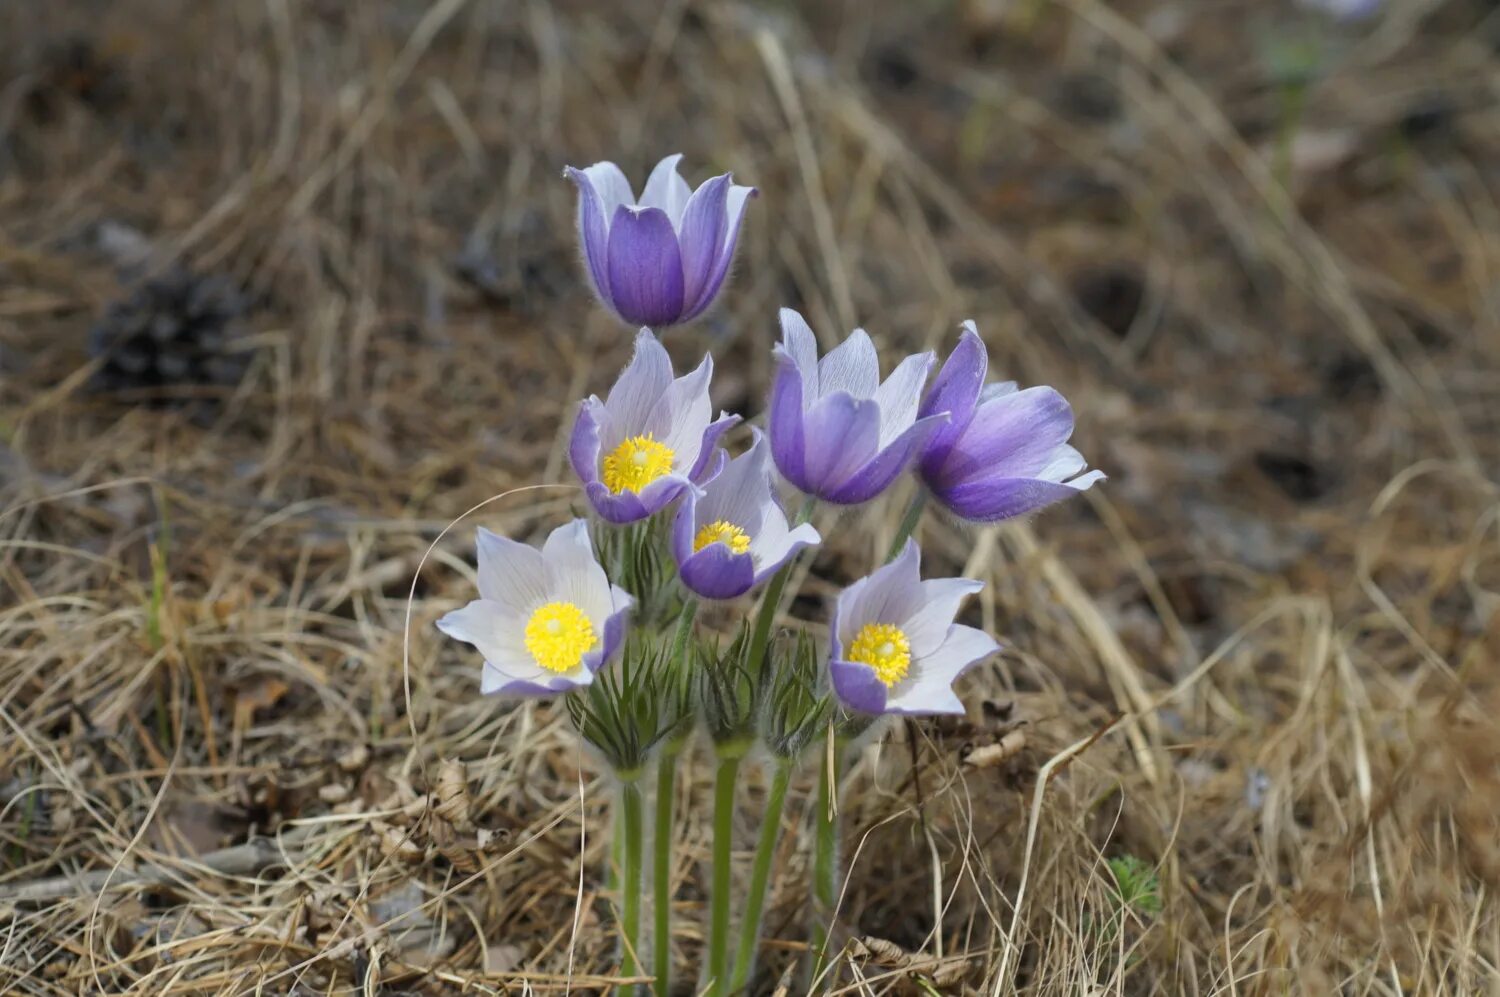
left=652, top=747, right=678, bottom=997
left=620, top=779, right=646, bottom=991
left=731, top=758, right=794, bottom=993
left=708, top=752, right=744, bottom=996
left=885, top=489, right=928, bottom=564
left=810, top=741, right=841, bottom=989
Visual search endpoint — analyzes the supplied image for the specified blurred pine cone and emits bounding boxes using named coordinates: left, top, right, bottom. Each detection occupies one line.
left=89, top=267, right=250, bottom=398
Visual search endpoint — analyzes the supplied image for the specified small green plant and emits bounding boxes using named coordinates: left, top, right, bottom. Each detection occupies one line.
left=1108, top=855, right=1162, bottom=916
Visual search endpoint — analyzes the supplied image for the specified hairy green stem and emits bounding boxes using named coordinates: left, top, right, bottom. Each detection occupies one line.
left=620, top=779, right=646, bottom=991
left=810, top=741, right=841, bottom=989
left=652, top=745, right=679, bottom=997
left=708, top=752, right=744, bottom=996
left=730, top=758, right=794, bottom=993
left=886, top=488, right=928, bottom=563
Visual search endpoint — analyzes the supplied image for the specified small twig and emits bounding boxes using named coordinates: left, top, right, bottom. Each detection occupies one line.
left=0, top=824, right=317, bottom=904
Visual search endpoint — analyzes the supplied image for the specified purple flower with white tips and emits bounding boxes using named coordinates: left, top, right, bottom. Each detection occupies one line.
left=828, top=541, right=997, bottom=715
left=671, top=430, right=821, bottom=601
left=436, top=520, right=633, bottom=697
left=565, top=154, right=756, bottom=327
left=570, top=328, right=739, bottom=524
left=768, top=309, right=946, bottom=506
left=917, top=323, right=1104, bottom=523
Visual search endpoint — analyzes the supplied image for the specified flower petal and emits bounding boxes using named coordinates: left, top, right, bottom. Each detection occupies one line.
left=541, top=519, right=612, bottom=624
left=564, top=163, right=634, bottom=304
left=640, top=153, right=692, bottom=227
left=918, top=324, right=986, bottom=472
left=602, top=329, right=674, bottom=441
left=474, top=528, right=550, bottom=610
left=873, top=350, right=934, bottom=447
left=678, top=542, right=757, bottom=600
left=901, top=577, right=984, bottom=657
left=822, top=411, right=946, bottom=506
left=768, top=354, right=808, bottom=490
left=776, top=308, right=820, bottom=379
left=830, top=658, right=890, bottom=714
left=438, top=599, right=534, bottom=676
left=676, top=174, right=730, bottom=307
left=935, top=472, right=1103, bottom=522
left=885, top=624, right=997, bottom=714
left=799, top=392, right=882, bottom=500
left=817, top=328, right=880, bottom=400
left=832, top=540, right=925, bottom=650
left=684, top=182, right=756, bottom=319
left=938, top=386, right=1076, bottom=483
left=606, top=205, right=686, bottom=326
left=582, top=602, right=632, bottom=673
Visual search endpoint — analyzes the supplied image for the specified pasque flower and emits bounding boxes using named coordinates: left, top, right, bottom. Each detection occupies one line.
left=768, top=309, right=945, bottom=505
left=565, top=154, right=756, bottom=327
left=917, top=323, right=1103, bottom=523
left=436, top=520, right=633, bottom=697
left=671, top=429, right=821, bottom=600
left=571, top=328, right=739, bottom=524
left=828, top=541, right=996, bottom=715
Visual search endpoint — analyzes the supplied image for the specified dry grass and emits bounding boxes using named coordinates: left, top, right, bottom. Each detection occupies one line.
left=3, top=0, right=1500, bottom=993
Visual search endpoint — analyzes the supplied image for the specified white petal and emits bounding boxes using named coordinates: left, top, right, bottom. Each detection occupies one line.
left=541, top=520, right=613, bottom=624
left=698, top=432, right=773, bottom=534
left=722, top=183, right=755, bottom=250
left=817, top=328, right=880, bottom=400
left=834, top=541, right=925, bottom=648
left=579, top=162, right=636, bottom=230
left=437, top=599, right=533, bottom=673
left=640, top=154, right=692, bottom=227
left=603, top=329, right=674, bottom=441
left=873, top=351, right=933, bottom=447
left=646, top=353, right=714, bottom=474
left=901, top=577, right=984, bottom=657
left=777, top=309, right=820, bottom=384
left=475, top=528, right=549, bottom=610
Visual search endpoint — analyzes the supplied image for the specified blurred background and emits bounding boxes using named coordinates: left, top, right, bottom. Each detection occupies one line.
left=3, top=0, right=1499, bottom=993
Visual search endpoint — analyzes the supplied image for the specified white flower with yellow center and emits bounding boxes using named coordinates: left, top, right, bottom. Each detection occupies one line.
left=671, top=429, right=820, bottom=600
left=436, top=520, right=633, bottom=696
left=829, top=541, right=997, bottom=715
left=570, top=328, right=738, bottom=524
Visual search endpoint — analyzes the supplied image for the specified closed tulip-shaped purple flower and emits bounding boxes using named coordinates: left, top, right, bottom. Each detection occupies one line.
left=436, top=520, right=633, bottom=697
left=768, top=309, right=946, bottom=505
left=917, top=323, right=1103, bottom=522
left=565, top=154, right=756, bottom=327
left=828, top=540, right=997, bottom=715
left=671, top=430, right=821, bottom=600
left=570, top=328, right=738, bottom=524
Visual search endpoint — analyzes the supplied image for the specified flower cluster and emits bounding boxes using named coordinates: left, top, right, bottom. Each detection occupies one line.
left=436, top=154, right=1102, bottom=995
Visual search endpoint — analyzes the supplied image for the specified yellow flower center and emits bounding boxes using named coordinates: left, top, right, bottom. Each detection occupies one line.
left=523, top=601, right=598, bottom=673
left=847, top=622, right=912, bottom=687
left=601, top=434, right=675, bottom=494
left=693, top=520, right=751, bottom=555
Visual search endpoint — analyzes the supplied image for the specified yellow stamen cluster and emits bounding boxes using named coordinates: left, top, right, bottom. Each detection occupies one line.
left=523, top=601, right=598, bottom=673
left=601, top=434, right=675, bottom=494
left=847, top=622, right=912, bottom=687
left=693, top=520, right=751, bottom=555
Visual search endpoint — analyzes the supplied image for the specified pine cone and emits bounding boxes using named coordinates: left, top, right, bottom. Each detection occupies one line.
left=89, top=267, right=250, bottom=399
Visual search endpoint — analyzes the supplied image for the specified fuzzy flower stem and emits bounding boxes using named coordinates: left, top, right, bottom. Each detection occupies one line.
left=810, top=737, right=841, bottom=989
left=620, top=778, right=646, bottom=991
left=651, top=598, right=697, bottom=997
left=731, top=757, right=794, bottom=993
left=708, top=751, right=744, bottom=996
left=652, top=749, right=677, bottom=997
left=885, top=489, right=928, bottom=564
left=745, top=497, right=817, bottom=680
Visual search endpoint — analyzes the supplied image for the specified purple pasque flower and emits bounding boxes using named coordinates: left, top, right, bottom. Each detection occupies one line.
left=828, top=540, right=997, bottom=715
left=670, top=429, right=821, bottom=600
left=768, top=308, right=946, bottom=505
left=564, top=154, right=756, bottom=327
left=570, top=328, right=738, bottom=524
left=436, top=520, right=633, bottom=697
left=917, top=322, right=1103, bottom=523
